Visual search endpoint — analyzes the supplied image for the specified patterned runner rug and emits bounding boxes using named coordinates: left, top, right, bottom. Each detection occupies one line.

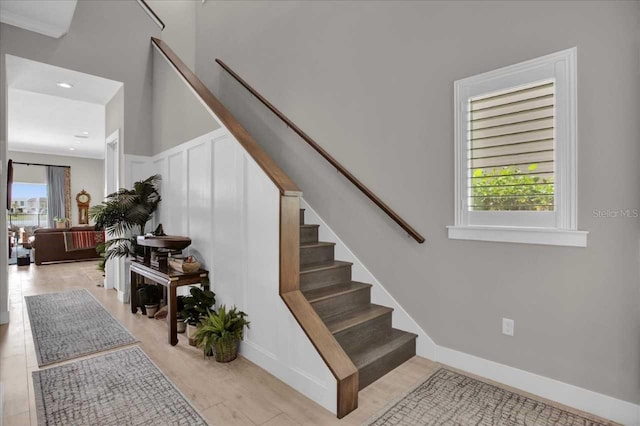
left=25, top=289, right=136, bottom=366
left=32, top=346, right=208, bottom=426
left=365, top=368, right=614, bottom=426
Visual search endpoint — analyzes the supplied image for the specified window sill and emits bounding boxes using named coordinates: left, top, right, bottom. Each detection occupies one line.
left=447, top=226, right=588, bottom=247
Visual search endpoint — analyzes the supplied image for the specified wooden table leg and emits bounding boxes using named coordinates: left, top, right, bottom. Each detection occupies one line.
left=168, top=285, right=178, bottom=346
left=130, top=269, right=138, bottom=314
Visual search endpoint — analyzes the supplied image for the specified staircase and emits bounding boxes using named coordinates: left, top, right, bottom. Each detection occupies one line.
left=299, top=208, right=417, bottom=390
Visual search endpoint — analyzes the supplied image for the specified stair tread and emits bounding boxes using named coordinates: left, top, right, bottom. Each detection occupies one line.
left=349, top=328, right=417, bottom=369
left=325, top=304, right=393, bottom=334
left=300, top=241, right=335, bottom=248
left=300, top=224, right=319, bottom=228
left=300, top=260, right=352, bottom=274
left=303, top=281, right=371, bottom=304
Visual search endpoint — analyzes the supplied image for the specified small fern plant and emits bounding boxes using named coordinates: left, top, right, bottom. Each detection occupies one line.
left=193, top=305, right=250, bottom=362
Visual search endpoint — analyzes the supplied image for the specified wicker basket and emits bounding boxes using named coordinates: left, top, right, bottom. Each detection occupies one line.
left=212, top=338, right=239, bottom=363
left=169, top=259, right=200, bottom=273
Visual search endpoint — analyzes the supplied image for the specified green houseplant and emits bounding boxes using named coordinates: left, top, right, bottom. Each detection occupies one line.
left=89, top=175, right=161, bottom=313
left=180, top=286, right=216, bottom=346
left=89, top=174, right=162, bottom=261
left=193, top=305, right=250, bottom=362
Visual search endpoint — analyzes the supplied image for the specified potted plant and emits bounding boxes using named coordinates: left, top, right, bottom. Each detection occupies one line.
left=54, top=217, right=68, bottom=229
left=89, top=175, right=161, bottom=310
left=193, top=305, right=250, bottom=362
left=141, top=284, right=162, bottom=318
left=176, top=296, right=186, bottom=333
left=181, top=286, right=216, bottom=346
left=89, top=175, right=161, bottom=261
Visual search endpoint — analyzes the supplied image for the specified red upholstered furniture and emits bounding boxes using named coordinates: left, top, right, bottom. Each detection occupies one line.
left=33, top=226, right=103, bottom=265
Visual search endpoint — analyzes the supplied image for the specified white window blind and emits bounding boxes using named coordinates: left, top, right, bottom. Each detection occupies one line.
left=468, top=80, right=555, bottom=212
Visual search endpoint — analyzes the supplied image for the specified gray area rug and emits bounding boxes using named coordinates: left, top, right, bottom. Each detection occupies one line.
left=365, top=368, right=612, bottom=426
left=25, top=289, right=136, bottom=366
left=32, top=346, right=208, bottom=426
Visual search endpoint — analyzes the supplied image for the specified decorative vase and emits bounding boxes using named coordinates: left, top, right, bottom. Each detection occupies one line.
left=145, top=304, right=159, bottom=318
left=213, top=338, right=239, bottom=363
left=176, top=319, right=186, bottom=334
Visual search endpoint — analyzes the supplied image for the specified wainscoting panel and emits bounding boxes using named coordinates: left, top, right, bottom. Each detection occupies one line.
left=126, top=129, right=337, bottom=414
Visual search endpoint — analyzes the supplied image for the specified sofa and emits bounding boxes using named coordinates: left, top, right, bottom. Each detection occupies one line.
left=33, top=226, right=104, bottom=265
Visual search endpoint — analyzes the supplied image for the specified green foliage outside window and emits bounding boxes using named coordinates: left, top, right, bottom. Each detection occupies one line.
left=470, top=164, right=554, bottom=211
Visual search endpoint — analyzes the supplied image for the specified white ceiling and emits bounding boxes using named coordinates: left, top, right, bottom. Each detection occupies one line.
left=6, top=55, right=123, bottom=160
left=8, top=89, right=106, bottom=159
left=0, top=0, right=77, bottom=39
left=6, top=55, right=123, bottom=105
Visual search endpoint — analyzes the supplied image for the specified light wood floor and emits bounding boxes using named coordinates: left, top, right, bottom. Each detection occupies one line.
left=0, top=261, right=440, bottom=426
left=1, top=261, right=612, bottom=426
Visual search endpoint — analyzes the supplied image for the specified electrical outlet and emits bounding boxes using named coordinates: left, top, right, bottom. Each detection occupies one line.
left=502, top=318, right=514, bottom=336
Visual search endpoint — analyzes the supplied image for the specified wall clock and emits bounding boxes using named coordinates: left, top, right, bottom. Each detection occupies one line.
left=76, top=189, right=91, bottom=225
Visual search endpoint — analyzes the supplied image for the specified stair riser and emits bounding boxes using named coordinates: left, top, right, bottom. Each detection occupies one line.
left=311, top=287, right=371, bottom=319
left=335, top=312, right=392, bottom=352
left=300, top=265, right=352, bottom=291
left=300, top=245, right=334, bottom=266
left=358, top=338, right=416, bottom=390
left=300, top=210, right=305, bottom=225
left=300, top=227, right=318, bottom=244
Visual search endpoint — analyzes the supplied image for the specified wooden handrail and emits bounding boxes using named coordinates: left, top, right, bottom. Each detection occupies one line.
left=152, top=38, right=358, bottom=418
left=137, top=0, right=165, bottom=30
left=215, top=59, right=425, bottom=244
left=151, top=38, right=300, bottom=196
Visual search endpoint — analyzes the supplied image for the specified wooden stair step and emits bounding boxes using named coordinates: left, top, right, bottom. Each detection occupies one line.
left=300, top=241, right=335, bottom=266
left=300, top=208, right=305, bottom=224
left=325, top=304, right=393, bottom=334
left=300, top=224, right=320, bottom=244
left=304, top=282, right=371, bottom=318
left=348, top=328, right=417, bottom=390
left=303, top=281, right=370, bottom=303
left=300, top=260, right=353, bottom=291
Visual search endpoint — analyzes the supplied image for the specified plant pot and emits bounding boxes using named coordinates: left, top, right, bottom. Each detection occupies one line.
left=187, top=324, right=199, bottom=346
left=176, top=318, right=186, bottom=334
left=212, top=338, right=239, bottom=363
left=145, top=304, right=159, bottom=318
left=55, top=222, right=66, bottom=229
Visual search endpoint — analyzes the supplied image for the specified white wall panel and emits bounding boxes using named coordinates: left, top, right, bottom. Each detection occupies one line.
left=125, top=128, right=337, bottom=414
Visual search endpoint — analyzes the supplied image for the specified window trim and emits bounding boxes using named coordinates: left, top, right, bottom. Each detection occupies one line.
left=449, top=47, right=587, bottom=247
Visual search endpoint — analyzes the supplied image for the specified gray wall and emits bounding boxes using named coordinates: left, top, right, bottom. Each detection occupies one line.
left=0, top=0, right=160, bottom=321
left=147, top=0, right=196, bottom=69
left=151, top=49, right=219, bottom=155
left=0, top=0, right=160, bottom=156
left=195, top=1, right=640, bottom=404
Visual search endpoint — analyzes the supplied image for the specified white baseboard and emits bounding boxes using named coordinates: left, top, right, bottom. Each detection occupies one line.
left=436, top=345, right=639, bottom=425
left=0, top=310, right=9, bottom=324
left=240, top=339, right=336, bottom=414
left=116, top=289, right=129, bottom=304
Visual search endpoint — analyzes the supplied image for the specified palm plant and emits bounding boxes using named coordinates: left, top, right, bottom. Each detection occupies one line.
left=89, top=174, right=161, bottom=261
left=193, top=305, right=250, bottom=362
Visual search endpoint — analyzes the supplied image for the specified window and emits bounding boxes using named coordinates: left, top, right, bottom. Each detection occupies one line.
left=448, top=48, right=587, bottom=247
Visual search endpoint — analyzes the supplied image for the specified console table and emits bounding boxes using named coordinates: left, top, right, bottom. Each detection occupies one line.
left=130, top=261, right=209, bottom=346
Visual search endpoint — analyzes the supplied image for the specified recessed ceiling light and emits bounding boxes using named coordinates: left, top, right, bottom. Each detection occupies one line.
left=69, top=147, right=75, bottom=151
left=56, top=82, right=73, bottom=89
left=81, top=131, right=89, bottom=135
